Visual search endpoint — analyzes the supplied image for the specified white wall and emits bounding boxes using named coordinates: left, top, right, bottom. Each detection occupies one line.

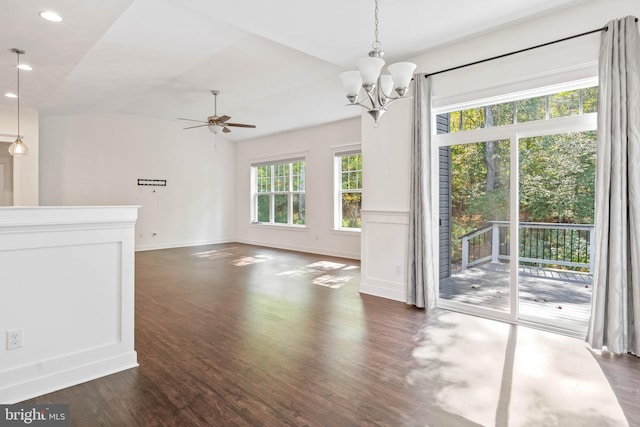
left=39, top=113, right=236, bottom=250
left=359, top=0, right=640, bottom=301
left=0, top=206, right=138, bottom=403
left=0, top=104, right=39, bottom=206
left=235, top=118, right=361, bottom=259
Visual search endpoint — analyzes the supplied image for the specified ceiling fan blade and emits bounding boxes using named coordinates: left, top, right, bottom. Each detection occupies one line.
left=225, top=122, right=256, bottom=128
left=218, top=115, right=231, bottom=123
left=222, top=127, right=232, bottom=133
left=178, top=118, right=207, bottom=123
left=183, top=124, right=209, bottom=129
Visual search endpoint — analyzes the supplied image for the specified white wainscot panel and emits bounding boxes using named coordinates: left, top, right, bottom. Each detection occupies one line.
left=360, top=210, right=409, bottom=302
left=0, top=206, right=138, bottom=403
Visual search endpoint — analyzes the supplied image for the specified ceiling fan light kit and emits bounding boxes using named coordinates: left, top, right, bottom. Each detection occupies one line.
left=179, top=90, right=256, bottom=135
left=339, top=0, right=416, bottom=125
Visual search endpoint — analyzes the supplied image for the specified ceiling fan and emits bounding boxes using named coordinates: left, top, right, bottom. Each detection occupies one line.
left=178, top=90, right=256, bottom=134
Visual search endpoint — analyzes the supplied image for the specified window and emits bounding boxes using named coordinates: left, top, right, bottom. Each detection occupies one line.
left=253, top=159, right=305, bottom=225
left=335, top=151, right=362, bottom=229
left=434, top=79, right=597, bottom=335
left=443, top=86, right=598, bottom=132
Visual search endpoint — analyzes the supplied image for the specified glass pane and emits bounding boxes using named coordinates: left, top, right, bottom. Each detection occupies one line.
left=461, top=108, right=485, bottom=131
left=518, top=131, right=595, bottom=334
left=256, top=165, right=271, bottom=193
left=292, top=161, right=305, bottom=191
left=341, top=192, right=362, bottom=229
left=274, top=163, right=290, bottom=192
left=257, top=194, right=270, bottom=222
left=439, top=139, right=511, bottom=313
left=448, top=111, right=462, bottom=133
left=516, top=96, right=547, bottom=123
left=488, top=102, right=515, bottom=127
left=293, top=194, right=305, bottom=225
left=583, top=87, right=598, bottom=113
left=549, top=90, right=580, bottom=118
left=341, top=154, right=362, bottom=190
left=274, top=194, right=288, bottom=224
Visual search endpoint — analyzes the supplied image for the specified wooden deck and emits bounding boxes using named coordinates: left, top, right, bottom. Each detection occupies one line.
left=440, top=262, right=592, bottom=333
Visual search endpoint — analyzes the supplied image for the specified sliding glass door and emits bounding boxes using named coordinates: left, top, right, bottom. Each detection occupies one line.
left=435, top=84, right=597, bottom=334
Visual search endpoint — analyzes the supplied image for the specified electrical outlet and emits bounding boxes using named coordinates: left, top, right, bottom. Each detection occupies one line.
left=7, top=329, right=23, bottom=350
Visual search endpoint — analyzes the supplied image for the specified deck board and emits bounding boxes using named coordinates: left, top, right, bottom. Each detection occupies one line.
left=440, top=262, right=592, bottom=333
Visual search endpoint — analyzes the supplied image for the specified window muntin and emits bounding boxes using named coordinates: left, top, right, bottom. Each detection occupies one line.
left=335, top=152, right=362, bottom=230
left=252, top=160, right=305, bottom=226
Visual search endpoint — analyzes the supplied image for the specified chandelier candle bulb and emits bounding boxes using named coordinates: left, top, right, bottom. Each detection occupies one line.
left=338, top=0, right=416, bottom=124
left=387, top=62, right=417, bottom=95
left=356, top=57, right=386, bottom=87
left=339, top=71, right=363, bottom=103
left=379, top=75, right=394, bottom=99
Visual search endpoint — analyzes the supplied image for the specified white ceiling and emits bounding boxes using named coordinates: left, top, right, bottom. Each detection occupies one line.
left=0, top=0, right=589, bottom=141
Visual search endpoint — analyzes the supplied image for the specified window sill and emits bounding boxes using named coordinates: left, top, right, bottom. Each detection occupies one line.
left=331, top=228, right=361, bottom=236
left=249, top=222, right=309, bottom=231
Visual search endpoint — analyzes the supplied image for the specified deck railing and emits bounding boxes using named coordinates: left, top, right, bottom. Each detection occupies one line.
left=460, top=221, right=595, bottom=272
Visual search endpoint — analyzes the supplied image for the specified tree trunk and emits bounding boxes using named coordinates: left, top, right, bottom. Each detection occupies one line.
left=485, top=106, right=495, bottom=194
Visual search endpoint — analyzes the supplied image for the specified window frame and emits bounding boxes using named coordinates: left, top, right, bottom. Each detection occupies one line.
left=251, top=157, right=306, bottom=227
left=431, top=78, right=598, bottom=333
left=333, top=145, right=362, bottom=231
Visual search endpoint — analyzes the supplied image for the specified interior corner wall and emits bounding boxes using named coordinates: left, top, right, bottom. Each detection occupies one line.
left=39, top=113, right=236, bottom=250
left=0, top=104, right=39, bottom=206
left=234, top=118, right=361, bottom=259
left=359, top=0, right=640, bottom=303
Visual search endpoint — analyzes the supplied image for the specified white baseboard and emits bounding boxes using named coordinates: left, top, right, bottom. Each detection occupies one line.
left=359, top=282, right=405, bottom=302
left=135, top=238, right=235, bottom=252
left=236, top=238, right=360, bottom=260
left=0, top=351, right=138, bottom=404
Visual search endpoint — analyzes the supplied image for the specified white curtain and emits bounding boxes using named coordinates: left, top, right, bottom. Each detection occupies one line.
left=407, top=76, right=437, bottom=308
left=587, top=16, right=640, bottom=356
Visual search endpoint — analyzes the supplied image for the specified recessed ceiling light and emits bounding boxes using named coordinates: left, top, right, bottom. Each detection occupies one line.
left=17, top=64, right=32, bottom=71
left=39, top=11, right=62, bottom=22
left=5, top=93, right=18, bottom=98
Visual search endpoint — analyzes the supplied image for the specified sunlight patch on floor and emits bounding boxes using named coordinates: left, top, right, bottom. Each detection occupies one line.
left=312, top=274, right=353, bottom=288
left=232, top=255, right=273, bottom=266
left=192, top=248, right=239, bottom=260
left=409, top=310, right=628, bottom=427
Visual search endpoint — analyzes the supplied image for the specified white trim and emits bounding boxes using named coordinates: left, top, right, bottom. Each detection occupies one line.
left=359, top=282, right=404, bottom=302
left=433, top=113, right=597, bottom=147
left=135, top=238, right=235, bottom=252
left=235, top=237, right=360, bottom=260
left=431, top=61, right=598, bottom=109
left=331, top=142, right=362, bottom=156
left=249, top=150, right=309, bottom=166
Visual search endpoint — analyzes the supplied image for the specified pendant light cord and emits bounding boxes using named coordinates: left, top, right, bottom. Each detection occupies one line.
left=16, top=50, right=20, bottom=138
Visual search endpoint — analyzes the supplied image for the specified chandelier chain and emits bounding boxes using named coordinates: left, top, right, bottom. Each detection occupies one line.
left=372, top=0, right=381, bottom=51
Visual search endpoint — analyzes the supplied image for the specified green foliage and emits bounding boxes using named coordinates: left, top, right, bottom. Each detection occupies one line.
left=293, top=194, right=305, bottom=225
left=341, top=192, right=362, bottom=228
left=445, top=88, right=597, bottom=270
left=274, top=194, right=288, bottom=224
left=519, top=132, right=595, bottom=223
left=257, top=195, right=270, bottom=222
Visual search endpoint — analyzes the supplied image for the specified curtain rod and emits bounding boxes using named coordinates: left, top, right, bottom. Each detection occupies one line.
left=425, top=17, right=639, bottom=78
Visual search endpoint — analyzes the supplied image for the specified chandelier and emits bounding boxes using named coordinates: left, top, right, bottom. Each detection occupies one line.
left=8, top=48, right=28, bottom=156
left=339, top=0, right=416, bottom=125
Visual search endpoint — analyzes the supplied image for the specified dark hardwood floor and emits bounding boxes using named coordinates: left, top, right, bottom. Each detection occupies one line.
left=24, top=243, right=640, bottom=426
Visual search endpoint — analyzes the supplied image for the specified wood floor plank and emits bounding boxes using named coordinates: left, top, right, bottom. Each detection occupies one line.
left=21, top=243, right=640, bottom=426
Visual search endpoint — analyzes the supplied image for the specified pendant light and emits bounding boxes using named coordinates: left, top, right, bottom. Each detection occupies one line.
left=339, top=0, right=416, bottom=125
left=8, top=48, right=28, bottom=156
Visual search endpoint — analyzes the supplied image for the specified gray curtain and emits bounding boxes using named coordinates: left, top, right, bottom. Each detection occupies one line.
left=587, top=16, right=640, bottom=356
left=407, top=76, right=437, bottom=308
